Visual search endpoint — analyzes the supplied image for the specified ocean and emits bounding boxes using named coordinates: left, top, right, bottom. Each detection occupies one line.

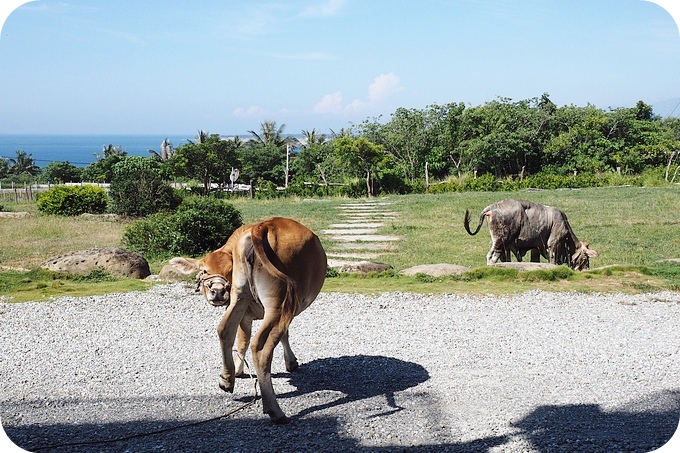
left=0, top=134, right=199, bottom=167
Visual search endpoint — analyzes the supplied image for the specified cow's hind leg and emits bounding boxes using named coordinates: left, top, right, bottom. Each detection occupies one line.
left=281, top=330, right=299, bottom=372
left=251, top=313, right=289, bottom=424
left=234, top=315, right=253, bottom=377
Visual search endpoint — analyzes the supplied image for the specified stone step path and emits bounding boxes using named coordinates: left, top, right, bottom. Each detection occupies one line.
left=321, top=198, right=399, bottom=270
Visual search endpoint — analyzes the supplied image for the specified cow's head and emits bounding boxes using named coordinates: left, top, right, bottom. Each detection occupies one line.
left=169, top=250, right=233, bottom=307
left=571, top=242, right=598, bottom=271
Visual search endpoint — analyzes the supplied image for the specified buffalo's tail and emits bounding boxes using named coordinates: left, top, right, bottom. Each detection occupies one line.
left=464, top=209, right=486, bottom=236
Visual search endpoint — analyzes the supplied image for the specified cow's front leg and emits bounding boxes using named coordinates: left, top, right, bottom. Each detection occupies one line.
left=251, top=313, right=288, bottom=424
left=216, top=303, right=247, bottom=393
left=234, top=315, right=253, bottom=377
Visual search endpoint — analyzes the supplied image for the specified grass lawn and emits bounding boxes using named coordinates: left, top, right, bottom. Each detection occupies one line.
left=1, top=186, right=679, bottom=301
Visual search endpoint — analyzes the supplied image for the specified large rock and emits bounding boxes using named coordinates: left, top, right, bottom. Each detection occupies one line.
left=42, top=248, right=151, bottom=279
left=0, top=212, right=30, bottom=218
left=491, top=262, right=557, bottom=271
left=335, top=260, right=392, bottom=274
left=400, top=263, right=471, bottom=277
left=158, top=264, right=193, bottom=282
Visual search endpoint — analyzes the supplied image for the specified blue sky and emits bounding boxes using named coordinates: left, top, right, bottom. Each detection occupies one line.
left=0, top=0, right=679, bottom=136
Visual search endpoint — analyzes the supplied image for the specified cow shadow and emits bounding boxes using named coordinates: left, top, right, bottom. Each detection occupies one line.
left=275, top=354, right=430, bottom=419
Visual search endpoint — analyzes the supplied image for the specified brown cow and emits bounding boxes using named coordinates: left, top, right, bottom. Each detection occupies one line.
left=170, top=217, right=327, bottom=424
left=464, top=199, right=598, bottom=270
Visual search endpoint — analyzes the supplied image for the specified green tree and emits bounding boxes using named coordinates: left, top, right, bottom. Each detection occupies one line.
left=459, top=97, right=546, bottom=177
left=81, top=154, right=125, bottom=182
left=239, top=142, right=286, bottom=186
left=374, top=108, right=430, bottom=184
left=291, top=138, right=336, bottom=186
left=334, top=136, right=384, bottom=196
left=425, top=102, right=467, bottom=178
left=41, top=161, right=82, bottom=183
left=8, top=150, right=40, bottom=176
left=109, top=156, right=179, bottom=216
left=168, top=134, right=241, bottom=195
left=0, top=157, right=9, bottom=178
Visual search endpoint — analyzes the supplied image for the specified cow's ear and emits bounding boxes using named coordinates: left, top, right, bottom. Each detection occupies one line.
left=169, top=257, right=201, bottom=275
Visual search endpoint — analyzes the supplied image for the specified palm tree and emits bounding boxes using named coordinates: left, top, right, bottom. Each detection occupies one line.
left=193, top=130, right=210, bottom=144
left=94, top=144, right=126, bottom=160
left=149, top=138, right=174, bottom=161
left=249, top=121, right=296, bottom=148
left=301, top=128, right=327, bottom=147
left=8, top=150, right=40, bottom=176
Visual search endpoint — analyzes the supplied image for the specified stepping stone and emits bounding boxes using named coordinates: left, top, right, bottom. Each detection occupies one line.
left=321, top=228, right=378, bottom=235
left=327, top=252, right=381, bottom=260
left=330, top=234, right=400, bottom=242
left=336, top=242, right=394, bottom=251
left=329, top=223, right=383, bottom=228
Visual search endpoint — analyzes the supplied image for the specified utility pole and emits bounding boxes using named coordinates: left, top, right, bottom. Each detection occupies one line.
left=285, top=144, right=290, bottom=188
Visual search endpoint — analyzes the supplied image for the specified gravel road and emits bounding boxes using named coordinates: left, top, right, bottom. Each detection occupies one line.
left=1, top=284, right=679, bottom=452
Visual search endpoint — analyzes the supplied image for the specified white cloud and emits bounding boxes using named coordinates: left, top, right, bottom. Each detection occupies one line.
left=313, top=91, right=344, bottom=113
left=313, top=73, right=403, bottom=116
left=368, top=72, right=403, bottom=103
left=232, top=105, right=267, bottom=117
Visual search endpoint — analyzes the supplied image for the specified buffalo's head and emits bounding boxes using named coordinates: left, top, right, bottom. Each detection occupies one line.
left=571, top=242, right=598, bottom=271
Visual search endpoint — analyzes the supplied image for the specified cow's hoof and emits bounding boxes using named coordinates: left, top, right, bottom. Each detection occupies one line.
left=269, top=414, right=290, bottom=425
left=218, top=375, right=234, bottom=393
left=285, top=360, right=299, bottom=372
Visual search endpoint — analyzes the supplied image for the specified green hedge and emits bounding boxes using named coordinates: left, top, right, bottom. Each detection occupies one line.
left=122, top=197, right=243, bottom=257
left=36, top=185, right=108, bottom=216
left=428, top=170, right=649, bottom=194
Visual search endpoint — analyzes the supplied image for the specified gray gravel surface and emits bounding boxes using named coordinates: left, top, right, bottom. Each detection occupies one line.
left=1, top=284, right=679, bottom=452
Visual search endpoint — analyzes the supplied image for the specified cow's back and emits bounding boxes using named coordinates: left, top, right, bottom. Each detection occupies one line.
left=251, top=217, right=327, bottom=311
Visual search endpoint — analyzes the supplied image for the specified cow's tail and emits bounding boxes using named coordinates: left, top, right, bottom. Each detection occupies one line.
left=464, top=208, right=486, bottom=236
left=250, top=222, right=299, bottom=331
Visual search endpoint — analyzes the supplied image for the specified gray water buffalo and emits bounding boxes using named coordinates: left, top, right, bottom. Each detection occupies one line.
left=464, top=199, right=598, bottom=270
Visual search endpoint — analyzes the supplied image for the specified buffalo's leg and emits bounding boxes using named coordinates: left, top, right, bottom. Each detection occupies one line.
left=530, top=248, right=541, bottom=262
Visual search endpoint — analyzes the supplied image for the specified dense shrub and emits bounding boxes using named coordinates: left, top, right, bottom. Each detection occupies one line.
left=123, top=197, right=243, bottom=257
left=36, top=185, right=108, bottom=216
left=109, top=156, right=180, bottom=217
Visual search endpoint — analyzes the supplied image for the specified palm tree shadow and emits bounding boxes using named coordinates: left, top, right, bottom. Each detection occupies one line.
left=277, top=355, right=429, bottom=419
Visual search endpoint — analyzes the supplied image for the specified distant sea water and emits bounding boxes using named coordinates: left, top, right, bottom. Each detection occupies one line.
left=0, top=134, right=199, bottom=167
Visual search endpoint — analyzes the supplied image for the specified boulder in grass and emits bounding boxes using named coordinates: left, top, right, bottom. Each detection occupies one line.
left=400, top=263, right=471, bottom=277
left=338, top=261, right=392, bottom=274
left=158, top=264, right=194, bottom=282
left=42, top=247, right=151, bottom=279
left=491, top=262, right=557, bottom=271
